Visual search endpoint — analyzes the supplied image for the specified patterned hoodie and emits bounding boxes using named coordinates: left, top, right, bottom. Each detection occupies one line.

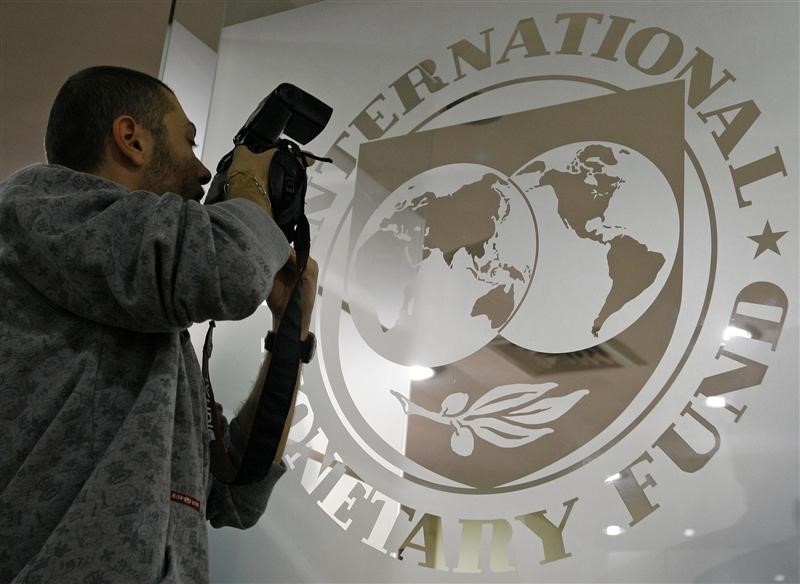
left=0, top=164, right=290, bottom=583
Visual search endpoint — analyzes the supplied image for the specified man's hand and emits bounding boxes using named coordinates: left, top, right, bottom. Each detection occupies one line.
left=225, top=145, right=275, bottom=215
left=229, top=145, right=274, bottom=186
left=267, top=250, right=319, bottom=337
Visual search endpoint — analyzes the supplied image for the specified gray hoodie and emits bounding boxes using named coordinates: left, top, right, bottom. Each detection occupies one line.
left=0, top=164, right=291, bottom=583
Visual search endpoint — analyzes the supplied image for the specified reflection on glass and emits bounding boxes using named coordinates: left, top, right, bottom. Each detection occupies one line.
left=723, top=325, right=752, bottom=340
left=705, top=396, right=727, bottom=408
left=408, top=366, right=435, bottom=381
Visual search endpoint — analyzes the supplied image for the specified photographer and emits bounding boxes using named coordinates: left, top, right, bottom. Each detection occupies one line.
left=0, top=66, right=317, bottom=583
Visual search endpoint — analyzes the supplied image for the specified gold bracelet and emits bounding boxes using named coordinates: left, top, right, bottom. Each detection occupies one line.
left=224, top=171, right=269, bottom=202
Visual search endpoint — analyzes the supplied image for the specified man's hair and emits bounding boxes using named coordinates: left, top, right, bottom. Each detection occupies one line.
left=45, top=66, right=174, bottom=173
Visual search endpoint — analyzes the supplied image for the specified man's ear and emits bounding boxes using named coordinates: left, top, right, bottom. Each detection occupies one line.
left=109, top=115, right=150, bottom=168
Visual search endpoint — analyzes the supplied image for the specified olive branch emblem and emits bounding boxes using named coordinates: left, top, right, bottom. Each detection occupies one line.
left=390, top=383, right=589, bottom=456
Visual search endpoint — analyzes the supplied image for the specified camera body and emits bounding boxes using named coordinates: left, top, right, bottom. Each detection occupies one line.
left=207, top=84, right=333, bottom=244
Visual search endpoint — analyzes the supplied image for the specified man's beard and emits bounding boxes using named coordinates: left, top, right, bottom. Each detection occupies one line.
left=140, top=134, right=203, bottom=201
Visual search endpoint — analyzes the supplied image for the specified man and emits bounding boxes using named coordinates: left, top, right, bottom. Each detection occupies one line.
left=0, top=66, right=317, bottom=583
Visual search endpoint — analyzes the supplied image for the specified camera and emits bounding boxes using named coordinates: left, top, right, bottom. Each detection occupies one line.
left=206, top=84, right=333, bottom=246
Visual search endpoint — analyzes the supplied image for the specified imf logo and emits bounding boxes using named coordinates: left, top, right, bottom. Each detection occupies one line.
left=283, top=10, right=793, bottom=575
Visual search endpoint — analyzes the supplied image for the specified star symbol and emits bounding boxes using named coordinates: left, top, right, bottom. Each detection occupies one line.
left=748, top=221, right=788, bottom=258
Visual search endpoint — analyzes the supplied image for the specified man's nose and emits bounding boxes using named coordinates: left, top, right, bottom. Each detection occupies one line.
left=199, top=163, right=212, bottom=185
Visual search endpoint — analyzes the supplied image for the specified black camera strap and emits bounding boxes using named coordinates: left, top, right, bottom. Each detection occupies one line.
left=203, top=268, right=305, bottom=485
left=202, top=162, right=312, bottom=484
left=202, top=136, right=323, bottom=485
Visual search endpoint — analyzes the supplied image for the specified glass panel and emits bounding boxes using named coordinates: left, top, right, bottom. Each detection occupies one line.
left=165, top=2, right=799, bottom=582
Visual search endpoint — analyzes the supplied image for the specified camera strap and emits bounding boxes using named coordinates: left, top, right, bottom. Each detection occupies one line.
left=202, top=188, right=311, bottom=485
left=201, top=140, right=320, bottom=485
left=202, top=270, right=305, bottom=484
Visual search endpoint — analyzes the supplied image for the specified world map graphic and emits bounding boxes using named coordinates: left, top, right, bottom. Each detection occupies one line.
left=348, top=143, right=677, bottom=363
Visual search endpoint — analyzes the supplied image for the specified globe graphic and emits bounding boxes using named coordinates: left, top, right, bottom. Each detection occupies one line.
left=501, top=141, right=679, bottom=353
left=347, top=163, right=536, bottom=367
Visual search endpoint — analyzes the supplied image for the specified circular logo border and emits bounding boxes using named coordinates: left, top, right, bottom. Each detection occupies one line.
left=314, top=75, right=718, bottom=495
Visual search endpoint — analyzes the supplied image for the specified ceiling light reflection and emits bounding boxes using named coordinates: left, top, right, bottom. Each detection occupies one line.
left=409, top=366, right=435, bottom=381
left=705, top=396, right=727, bottom=408
left=683, top=528, right=695, bottom=537
left=605, top=525, right=624, bottom=536
left=723, top=325, right=752, bottom=341
left=604, top=473, right=621, bottom=483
